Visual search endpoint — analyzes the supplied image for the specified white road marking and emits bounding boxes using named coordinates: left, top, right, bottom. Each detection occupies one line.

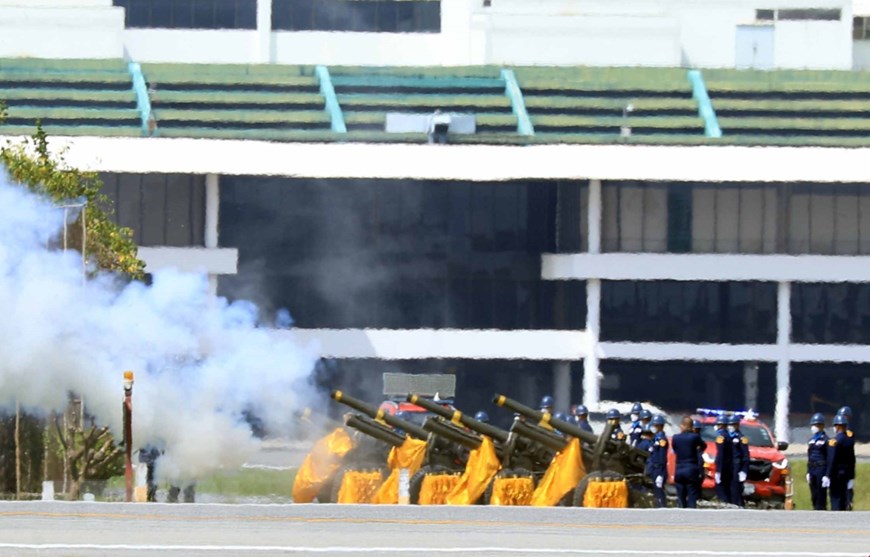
left=0, top=545, right=863, bottom=556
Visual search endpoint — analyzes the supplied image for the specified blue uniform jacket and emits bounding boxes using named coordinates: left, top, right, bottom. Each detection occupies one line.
left=629, top=420, right=643, bottom=445
left=714, top=427, right=733, bottom=478
left=806, top=430, right=829, bottom=474
left=730, top=430, right=750, bottom=475
left=611, top=425, right=626, bottom=442
left=646, top=431, right=668, bottom=476
left=672, top=431, right=706, bottom=476
left=576, top=419, right=594, bottom=434
left=636, top=437, right=653, bottom=454
left=827, top=430, right=855, bottom=479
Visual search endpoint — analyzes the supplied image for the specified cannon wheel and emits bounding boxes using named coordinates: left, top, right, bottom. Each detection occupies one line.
left=573, top=470, right=625, bottom=507
left=482, top=467, right=536, bottom=505
left=409, top=464, right=454, bottom=505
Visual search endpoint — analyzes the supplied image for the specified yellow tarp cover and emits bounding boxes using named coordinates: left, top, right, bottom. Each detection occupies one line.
left=531, top=437, right=586, bottom=506
left=583, top=479, right=629, bottom=508
left=490, top=476, right=535, bottom=506
left=292, top=427, right=354, bottom=503
left=337, top=470, right=384, bottom=504
left=418, top=473, right=462, bottom=505
left=446, top=436, right=501, bottom=505
left=372, top=437, right=428, bottom=504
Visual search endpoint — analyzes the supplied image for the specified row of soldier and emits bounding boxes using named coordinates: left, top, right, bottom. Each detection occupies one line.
left=807, top=406, right=857, bottom=511
left=533, top=397, right=858, bottom=510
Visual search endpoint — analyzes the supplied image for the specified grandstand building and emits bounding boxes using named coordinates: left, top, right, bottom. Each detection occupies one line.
left=2, top=0, right=870, bottom=440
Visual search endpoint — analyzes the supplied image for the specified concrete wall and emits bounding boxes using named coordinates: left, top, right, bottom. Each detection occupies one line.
left=0, top=3, right=124, bottom=59
left=0, top=0, right=856, bottom=70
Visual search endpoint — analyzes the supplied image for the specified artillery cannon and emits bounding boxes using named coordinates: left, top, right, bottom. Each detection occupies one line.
left=331, top=390, right=476, bottom=503
left=493, top=394, right=653, bottom=507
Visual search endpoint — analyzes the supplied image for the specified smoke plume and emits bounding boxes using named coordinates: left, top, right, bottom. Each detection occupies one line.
left=0, top=172, right=320, bottom=481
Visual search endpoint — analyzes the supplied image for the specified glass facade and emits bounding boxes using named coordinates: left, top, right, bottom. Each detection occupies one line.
left=272, top=0, right=441, bottom=33
left=601, top=280, right=777, bottom=343
left=115, top=0, right=258, bottom=29
left=599, top=360, right=777, bottom=416
left=99, top=173, right=206, bottom=247
left=791, top=363, right=869, bottom=440
left=219, top=177, right=585, bottom=329
left=603, top=181, right=870, bottom=255
left=791, top=283, right=870, bottom=344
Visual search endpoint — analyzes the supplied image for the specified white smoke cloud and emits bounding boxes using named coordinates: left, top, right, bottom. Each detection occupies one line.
left=0, top=171, right=321, bottom=481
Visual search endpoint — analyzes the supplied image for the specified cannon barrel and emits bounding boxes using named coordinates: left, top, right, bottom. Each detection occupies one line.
left=331, top=390, right=429, bottom=440
left=408, top=394, right=510, bottom=444
left=423, top=417, right=482, bottom=451
left=345, top=414, right=405, bottom=448
left=493, top=393, right=598, bottom=446
left=509, top=418, right=570, bottom=453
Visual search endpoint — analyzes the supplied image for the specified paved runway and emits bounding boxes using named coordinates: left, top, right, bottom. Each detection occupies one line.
left=0, top=501, right=867, bottom=557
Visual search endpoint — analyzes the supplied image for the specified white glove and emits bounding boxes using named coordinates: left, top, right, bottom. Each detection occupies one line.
left=655, top=476, right=664, bottom=489
left=715, top=472, right=721, bottom=484
left=847, top=479, right=855, bottom=490
left=806, top=473, right=811, bottom=484
left=738, top=471, right=747, bottom=483
left=822, top=476, right=831, bottom=489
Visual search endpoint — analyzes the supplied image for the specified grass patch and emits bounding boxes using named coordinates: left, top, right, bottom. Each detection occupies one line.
left=789, top=460, right=869, bottom=511
left=197, top=467, right=298, bottom=497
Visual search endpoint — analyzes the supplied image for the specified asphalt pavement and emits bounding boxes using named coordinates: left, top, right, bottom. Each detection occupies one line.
left=0, top=501, right=867, bottom=557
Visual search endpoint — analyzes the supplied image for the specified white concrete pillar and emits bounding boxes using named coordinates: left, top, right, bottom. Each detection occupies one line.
left=205, top=173, right=220, bottom=297
left=743, top=361, right=759, bottom=411
left=774, top=281, right=791, bottom=442
left=583, top=178, right=603, bottom=408
left=553, top=361, right=571, bottom=414
left=256, top=0, right=272, bottom=63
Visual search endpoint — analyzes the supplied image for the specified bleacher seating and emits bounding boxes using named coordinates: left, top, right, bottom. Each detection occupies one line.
left=2, top=59, right=870, bottom=147
left=330, top=66, right=516, bottom=142
left=702, top=69, right=870, bottom=146
left=141, top=63, right=330, bottom=140
left=0, top=58, right=140, bottom=137
left=513, top=67, right=706, bottom=143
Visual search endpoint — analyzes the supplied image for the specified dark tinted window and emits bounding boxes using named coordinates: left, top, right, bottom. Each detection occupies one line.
left=115, top=0, right=257, bottom=29
left=272, top=0, right=440, bottom=33
left=792, top=283, right=870, bottom=344
left=601, top=280, right=777, bottom=343
left=219, top=178, right=577, bottom=329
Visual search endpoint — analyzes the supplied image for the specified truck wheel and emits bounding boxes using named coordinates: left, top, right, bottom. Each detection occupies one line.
left=573, top=471, right=627, bottom=507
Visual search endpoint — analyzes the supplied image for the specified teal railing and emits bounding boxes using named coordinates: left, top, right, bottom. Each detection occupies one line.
left=501, top=68, right=534, bottom=136
left=315, top=65, right=347, bottom=133
left=128, top=62, right=153, bottom=137
left=687, top=69, right=722, bottom=138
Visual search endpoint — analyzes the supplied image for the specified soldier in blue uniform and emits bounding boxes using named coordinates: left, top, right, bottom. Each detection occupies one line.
left=728, top=414, right=750, bottom=508
left=713, top=414, right=733, bottom=504
left=606, top=408, right=626, bottom=442
left=828, top=413, right=855, bottom=511
left=836, top=406, right=856, bottom=510
left=636, top=424, right=655, bottom=453
left=571, top=404, right=594, bottom=434
left=672, top=416, right=706, bottom=508
left=628, top=402, right=644, bottom=445
left=631, top=409, right=652, bottom=447
left=540, top=395, right=554, bottom=415
left=647, top=414, right=669, bottom=508
left=806, top=413, right=830, bottom=511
